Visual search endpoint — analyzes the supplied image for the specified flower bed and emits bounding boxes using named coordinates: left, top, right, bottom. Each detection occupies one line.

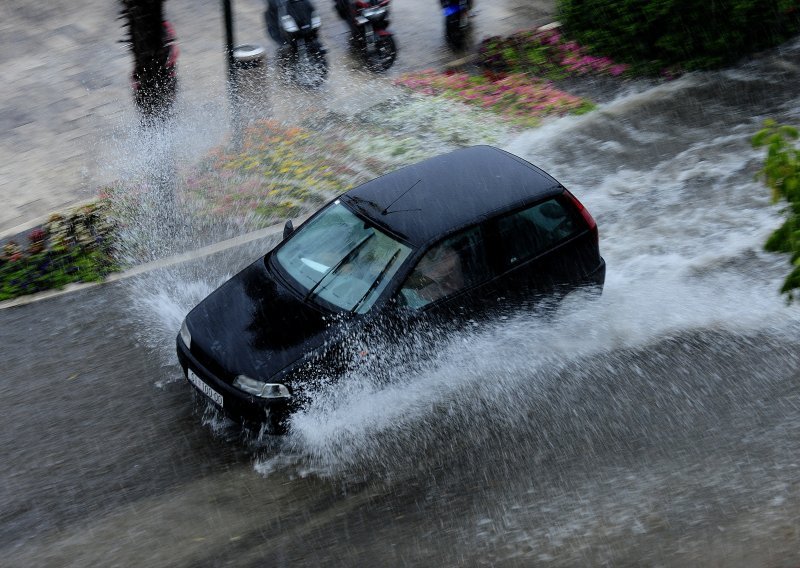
left=394, top=27, right=633, bottom=126
left=395, top=70, right=595, bottom=127
left=181, top=119, right=365, bottom=226
left=178, top=111, right=507, bottom=228
left=0, top=202, right=118, bottom=301
left=478, top=27, right=629, bottom=79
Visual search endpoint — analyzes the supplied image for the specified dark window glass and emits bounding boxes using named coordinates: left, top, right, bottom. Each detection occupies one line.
left=496, top=197, right=579, bottom=267
left=399, top=226, right=488, bottom=309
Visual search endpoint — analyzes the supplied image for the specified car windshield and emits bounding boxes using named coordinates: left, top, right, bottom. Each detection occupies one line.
left=273, top=201, right=413, bottom=313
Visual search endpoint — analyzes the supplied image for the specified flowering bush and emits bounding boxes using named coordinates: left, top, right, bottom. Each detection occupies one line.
left=182, top=119, right=366, bottom=227
left=0, top=201, right=118, bottom=301
left=394, top=70, right=595, bottom=127
left=478, top=27, right=630, bottom=79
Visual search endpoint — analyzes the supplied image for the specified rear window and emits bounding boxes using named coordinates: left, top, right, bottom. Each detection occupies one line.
left=495, top=196, right=581, bottom=267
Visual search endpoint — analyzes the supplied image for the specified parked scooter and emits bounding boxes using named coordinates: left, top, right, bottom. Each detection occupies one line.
left=266, top=0, right=328, bottom=86
left=334, top=0, right=396, bottom=72
left=441, top=0, right=471, bottom=48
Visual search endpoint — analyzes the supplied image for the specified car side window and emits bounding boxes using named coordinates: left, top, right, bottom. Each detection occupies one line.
left=496, top=197, right=580, bottom=268
left=398, top=226, right=488, bottom=310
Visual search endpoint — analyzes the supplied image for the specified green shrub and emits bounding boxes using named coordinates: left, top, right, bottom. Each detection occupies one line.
left=557, top=0, right=800, bottom=74
left=752, top=119, right=800, bottom=299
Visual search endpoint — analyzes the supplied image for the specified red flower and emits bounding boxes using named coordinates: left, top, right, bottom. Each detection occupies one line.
left=29, top=228, right=46, bottom=243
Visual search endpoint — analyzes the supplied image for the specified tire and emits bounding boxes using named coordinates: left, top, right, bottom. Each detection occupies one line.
left=366, top=34, right=396, bottom=72
left=334, top=0, right=348, bottom=20
left=445, top=14, right=469, bottom=49
left=294, top=48, right=328, bottom=88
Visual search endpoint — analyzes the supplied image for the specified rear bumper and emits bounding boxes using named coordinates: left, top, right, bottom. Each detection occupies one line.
left=587, top=257, right=606, bottom=288
left=175, top=335, right=289, bottom=427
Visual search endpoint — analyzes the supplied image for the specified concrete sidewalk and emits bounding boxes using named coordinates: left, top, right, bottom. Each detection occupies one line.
left=0, top=0, right=555, bottom=240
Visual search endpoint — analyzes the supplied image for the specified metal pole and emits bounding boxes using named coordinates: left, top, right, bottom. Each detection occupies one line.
left=222, top=0, right=236, bottom=86
left=222, top=0, right=241, bottom=145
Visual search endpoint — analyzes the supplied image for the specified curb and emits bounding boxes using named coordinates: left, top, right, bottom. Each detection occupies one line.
left=0, top=214, right=309, bottom=311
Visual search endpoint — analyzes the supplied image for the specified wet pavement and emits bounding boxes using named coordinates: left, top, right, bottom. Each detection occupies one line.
left=0, top=0, right=556, bottom=238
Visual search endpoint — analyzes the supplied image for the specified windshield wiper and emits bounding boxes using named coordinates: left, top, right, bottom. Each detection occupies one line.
left=304, top=232, right=375, bottom=302
left=350, top=249, right=401, bottom=313
left=345, top=195, right=383, bottom=213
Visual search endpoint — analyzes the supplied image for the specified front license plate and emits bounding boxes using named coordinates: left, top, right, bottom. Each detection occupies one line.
left=187, top=369, right=224, bottom=408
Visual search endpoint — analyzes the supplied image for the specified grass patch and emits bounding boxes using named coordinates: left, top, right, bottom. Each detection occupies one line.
left=393, top=26, right=634, bottom=125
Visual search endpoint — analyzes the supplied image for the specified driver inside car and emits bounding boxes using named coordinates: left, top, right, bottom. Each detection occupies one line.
left=401, top=243, right=465, bottom=307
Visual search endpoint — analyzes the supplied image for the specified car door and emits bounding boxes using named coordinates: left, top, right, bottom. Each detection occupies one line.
left=487, top=194, right=592, bottom=306
left=394, top=224, right=497, bottom=323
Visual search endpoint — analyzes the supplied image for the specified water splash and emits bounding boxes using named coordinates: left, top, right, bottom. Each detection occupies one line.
left=281, top=272, right=798, bottom=479
left=126, top=268, right=226, bottom=370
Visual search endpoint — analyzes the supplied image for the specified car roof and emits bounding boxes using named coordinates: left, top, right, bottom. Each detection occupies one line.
left=341, top=145, right=563, bottom=248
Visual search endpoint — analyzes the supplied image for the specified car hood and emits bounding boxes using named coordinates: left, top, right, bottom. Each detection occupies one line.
left=185, top=256, right=338, bottom=383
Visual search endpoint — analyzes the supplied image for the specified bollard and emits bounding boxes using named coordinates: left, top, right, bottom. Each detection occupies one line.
left=232, top=44, right=269, bottom=124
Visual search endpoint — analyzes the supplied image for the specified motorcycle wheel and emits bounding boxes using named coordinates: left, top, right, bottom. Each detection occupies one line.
left=445, top=14, right=469, bottom=49
left=294, top=48, right=328, bottom=88
left=334, top=0, right=348, bottom=20
left=366, top=34, right=397, bottom=72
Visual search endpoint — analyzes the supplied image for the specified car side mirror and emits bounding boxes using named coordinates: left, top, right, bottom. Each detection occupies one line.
left=283, top=219, right=294, bottom=240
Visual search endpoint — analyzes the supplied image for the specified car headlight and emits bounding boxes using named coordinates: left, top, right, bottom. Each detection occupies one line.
left=234, top=375, right=291, bottom=399
left=180, top=319, right=191, bottom=349
left=311, top=13, right=321, bottom=29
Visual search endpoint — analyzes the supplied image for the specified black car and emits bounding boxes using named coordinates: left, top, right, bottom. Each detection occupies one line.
left=176, top=146, right=605, bottom=431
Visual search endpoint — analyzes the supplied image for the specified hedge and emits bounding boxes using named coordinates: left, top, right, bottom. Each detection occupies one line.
left=556, top=0, right=800, bottom=73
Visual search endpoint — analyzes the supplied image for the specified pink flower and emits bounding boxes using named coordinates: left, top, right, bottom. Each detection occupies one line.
left=609, top=64, right=628, bottom=76
left=540, top=30, right=561, bottom=45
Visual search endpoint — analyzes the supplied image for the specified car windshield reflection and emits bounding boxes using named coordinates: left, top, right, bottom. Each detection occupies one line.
left=273, top=201, right=413, bottom=313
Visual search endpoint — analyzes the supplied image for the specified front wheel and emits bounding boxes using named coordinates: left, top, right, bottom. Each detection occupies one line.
left=445, top=14, right=468, bottom=48
left=366, top=34, right=396, bottom=72
left=287, top=43, right=328, bottom=88
left=334, top=0, right=348, bottom=19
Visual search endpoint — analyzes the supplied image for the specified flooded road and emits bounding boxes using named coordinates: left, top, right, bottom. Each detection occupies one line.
left=3, top=8, right=800, bottom=568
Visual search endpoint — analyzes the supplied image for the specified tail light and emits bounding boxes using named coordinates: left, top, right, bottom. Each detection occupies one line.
left=563, top=188, right=598, bottom=243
